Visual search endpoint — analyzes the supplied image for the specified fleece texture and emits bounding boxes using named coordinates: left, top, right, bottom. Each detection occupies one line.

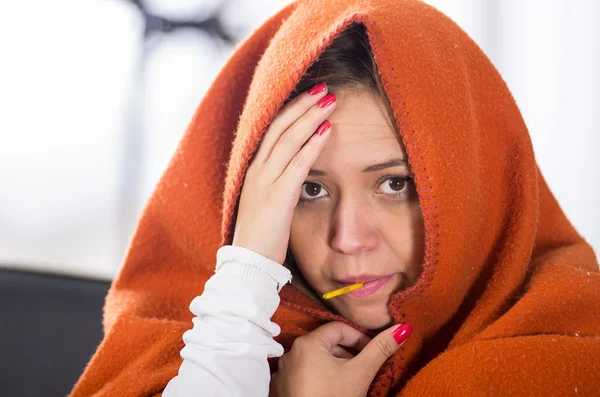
left=70, top=0, right=600, bottom=396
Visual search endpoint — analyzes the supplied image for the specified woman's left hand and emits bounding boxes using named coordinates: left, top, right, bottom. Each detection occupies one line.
left=270, top=321, right=412, bottom=397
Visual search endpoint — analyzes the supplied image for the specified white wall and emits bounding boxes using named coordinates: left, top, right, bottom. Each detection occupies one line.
left=0, top=0, right=597, bottom=280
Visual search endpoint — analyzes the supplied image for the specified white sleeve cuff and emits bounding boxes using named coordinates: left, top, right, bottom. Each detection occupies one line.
left=216, top=245, right=292, bottom=292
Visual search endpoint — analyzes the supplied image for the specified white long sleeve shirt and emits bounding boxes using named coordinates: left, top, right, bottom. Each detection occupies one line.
left=163, top=245, right=292, bottom=397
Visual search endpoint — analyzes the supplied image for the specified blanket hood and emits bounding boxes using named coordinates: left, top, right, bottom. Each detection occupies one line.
left=70, top=1, right=600, bottom=396
left=220, top=0, right=597, bottom=344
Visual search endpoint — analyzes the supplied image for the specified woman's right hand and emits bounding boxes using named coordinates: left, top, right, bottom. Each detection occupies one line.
left=269, top=321, right=413, bottom=397
left=231, top=82, right=337, bottom=264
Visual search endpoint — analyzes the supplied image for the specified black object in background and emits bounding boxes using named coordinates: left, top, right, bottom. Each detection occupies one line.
left=0, top=268, right=110, bottom=397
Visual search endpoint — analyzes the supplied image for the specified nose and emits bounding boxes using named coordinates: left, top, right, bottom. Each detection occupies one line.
left=330, top=195, right=378, bottom=255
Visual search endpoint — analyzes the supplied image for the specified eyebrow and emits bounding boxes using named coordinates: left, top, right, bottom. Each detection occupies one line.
left=308, top=158, right=408, bottom=176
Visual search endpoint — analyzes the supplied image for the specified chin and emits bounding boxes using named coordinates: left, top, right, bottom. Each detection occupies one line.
left=342, top=305, right=393, bottom=331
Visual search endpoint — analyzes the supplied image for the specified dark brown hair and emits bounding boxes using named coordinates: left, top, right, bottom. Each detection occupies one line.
left=283, top=23, right=402, bottom=294
left=286, top=23, right=396, bottom=118
left=286, top=23, right=391, bottom=106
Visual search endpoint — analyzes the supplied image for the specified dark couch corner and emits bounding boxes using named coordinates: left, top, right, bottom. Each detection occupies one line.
left=0, top=268, right=111, bottom=397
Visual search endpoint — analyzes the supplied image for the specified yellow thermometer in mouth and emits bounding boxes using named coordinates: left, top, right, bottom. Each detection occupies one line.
left=322, top=282, right=364, bottom=300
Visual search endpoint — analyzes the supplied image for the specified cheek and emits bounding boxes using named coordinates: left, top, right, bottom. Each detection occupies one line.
left=378, top=202, right=425, bottom=263
left=289, top=211, right=329, bottom=276
left=408, top=204, right=426, bottom=261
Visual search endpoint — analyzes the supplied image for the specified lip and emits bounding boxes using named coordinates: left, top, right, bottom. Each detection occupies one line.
left=334, top=273, right=398, bottom=298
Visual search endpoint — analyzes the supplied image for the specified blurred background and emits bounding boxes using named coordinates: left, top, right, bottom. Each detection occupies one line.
left=0, top=0, right=598, bottom=280
left=0, top=1, right=598, bottom=395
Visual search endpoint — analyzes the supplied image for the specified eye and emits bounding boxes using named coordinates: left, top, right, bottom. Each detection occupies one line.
left=300, top=182, right=328, bottom=201
left=377, top=175, right=413, bottom=196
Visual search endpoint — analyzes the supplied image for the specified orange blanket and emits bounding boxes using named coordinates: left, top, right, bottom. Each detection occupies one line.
left=71, top=0, right=600, bottom=396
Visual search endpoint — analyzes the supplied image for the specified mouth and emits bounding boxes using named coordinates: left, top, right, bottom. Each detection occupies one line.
left=334, top=273, right=398, bottom=298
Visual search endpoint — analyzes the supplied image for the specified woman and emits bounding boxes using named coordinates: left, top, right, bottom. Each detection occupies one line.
left=165, top=23, right=420, bottom=396
left=71, top=1, right=600, bottom=396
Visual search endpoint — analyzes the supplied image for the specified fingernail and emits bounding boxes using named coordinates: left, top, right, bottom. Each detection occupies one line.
left=392, top=323, right=413, bottom=345
left=308, top=82, right=327, bottom=96
left=315, top=120, right=331, bottom=136
left=317, top=93, right=336, bottom=108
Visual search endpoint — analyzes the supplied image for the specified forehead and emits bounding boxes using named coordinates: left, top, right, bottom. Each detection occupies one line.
left=318, top=89, right=406, bottom=161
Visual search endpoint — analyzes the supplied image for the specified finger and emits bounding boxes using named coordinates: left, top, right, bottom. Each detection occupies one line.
left=331, top=346, right=355, bottom=359
left=277, top=119, right=332, bottom=194
left=269, top=372, right=280, bottom=397
left=304, top=321, right=372, bottom=354
left=252, top=83, right=329, bottom=166
left=351, top=323, right=413, bottom=379
left=264, top=94, right=337, bottom=181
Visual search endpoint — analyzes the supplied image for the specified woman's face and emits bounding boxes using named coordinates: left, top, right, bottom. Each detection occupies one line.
left=289, top=89, right=425, bottom=330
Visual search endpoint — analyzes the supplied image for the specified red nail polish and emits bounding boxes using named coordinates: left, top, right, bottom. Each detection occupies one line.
left=392, top=323, right=413, bottom=345
left=317, top=93, right=336, bottom=108
left=308, top=82, right=327, bottom=96
left=315, top=120, right=331, bottom=136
